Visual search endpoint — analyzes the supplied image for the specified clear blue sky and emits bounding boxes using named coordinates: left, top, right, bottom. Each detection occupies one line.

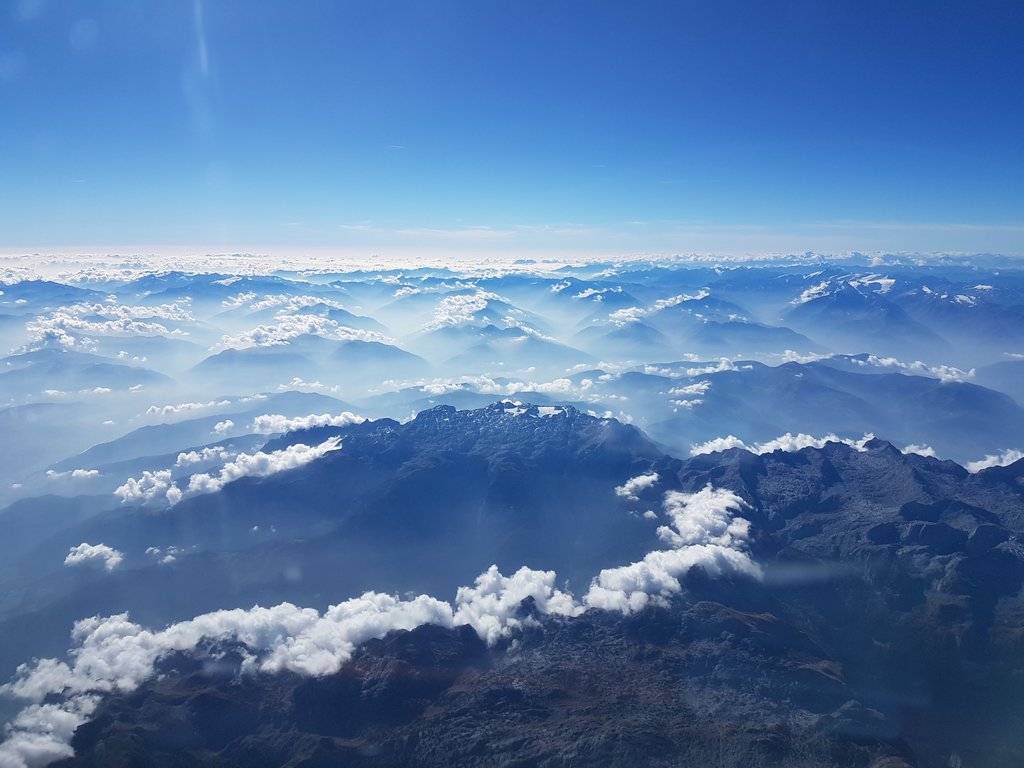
left=2, top=0, right=1022, bottom=257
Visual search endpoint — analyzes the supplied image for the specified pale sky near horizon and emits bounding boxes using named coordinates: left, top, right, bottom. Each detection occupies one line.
left=2, top=0, right=1022, bottom=257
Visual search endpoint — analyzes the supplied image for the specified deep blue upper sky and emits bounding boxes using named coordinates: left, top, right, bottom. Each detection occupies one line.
left=2, top=0, right=1022, bottom=257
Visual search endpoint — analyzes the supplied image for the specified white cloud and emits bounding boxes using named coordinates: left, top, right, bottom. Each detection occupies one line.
left=276, top=377, right=338, bottom=393
left=668, top=381, right=711, bottom=396
left=607, top=307, right=647, bottom=326
left=452, top=565, right=582, bottom=646
left=584, top=485, right=759, bottom=613
left=185, top=438, right=343, bottom=496
left=212, top=314, right=390, bottom=351
left=683, top=358, right=736, bottom=376
left=690, top=432, right=875, bottom=456
left=45, top=468, right=100, bottom=480
left=250, top=412, right=364, bottom=435
left=754, top=432, right=874, bottom=454
left=671, top=399, right=703, bottom=409
left=113, top=469, right=181, bottom=507
left=902, top=444, right=937, bottom=457
left=119, top=437, right=343, bottom=508
left=603, top=290, right=712, bottom=327
left=146, top=400, right=231, bottom=417
left=174, top=446, right=237, bottom=467
left=63, top=543, right=124, bottom=572
left=213, top=419, right=235, bottom=436
left=652, top=289, right=710, bottom=310
left=688, top=435, right=749, bottom=454
left=24, top=301, right=193, bottom=349
left=965, top=449, right=1024, bottom=473
left=851, top=355, right=975, bottom=383
left=0, top=694, right=98, bottom=768
left=145, top=546, right=181, bottom=565
left=779, top=350, right=831, bottom=364
left=0, top=564, right=583, bottom=764
left=222, top=293, right=347, bottom=313
left=425, top=290, right=508, bottom=330
left=614, top=472, right=660, bottom=501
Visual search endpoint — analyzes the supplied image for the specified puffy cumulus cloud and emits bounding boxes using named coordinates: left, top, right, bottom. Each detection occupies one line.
left=212, top=314, right=391, bottom=351
left=63, top=543, right=124, bottom=572
left=174, top=446, right=237, bottom=467
left=0, top=563, right=586, bottom=765
left=119, top=438, right=343, bottom=508
left=688, top=435, right=749, bottom=454
left=851, top=355, right=975, bottom=383
left=574, top=287, right=621, bottom=301
left=902, top=444, right=937, bottom=458
left=250, top=412, right=364, bottom=435
left=24, top=301, right=193, bottom=350
left=221, top=293, right=346, bottom=313
left=671, top=399, right=703, bottom=410
left=754, top=432, right=874, bottom=454
left=668, top=381, right=711, bottom=397
left=221, top=290, right=256, bottom=307
left=605, top=291, right=711, bottom=327
left=146, top=400, right=231, bottom=417
left=614, top=472, right=659, bottom=501
left=114, top=469, right=182, bottom=507
left=41, top=387, right=113, bottom=398
left=405, top=374, right=596, bottom=402
left=779, top=350, right=831, bottom=364
left=453, top=566, right=582, bottom=646
left=690, top=432, right=874, bottom=456
left=145, top=546, right=181, bottom=565
left=213, top=419, right=235, bottom=436
left=425, top=290, right=512, bottom=330
left=583, top=486, right=759, bottom=613
left=0, top=694, right=99, bottom=767
left=965, top=449, right=1024, bottom=473
left=185, top=438, right=343, bottom=496
left=652, top=289, right=710, bottom=310
left=45, top=468, right=100, bottom=480
left=607, top=306, right=647, bottom=326
left=684, top=358, right=737, bottom=376
left=276, top=377, right=339, bottom=393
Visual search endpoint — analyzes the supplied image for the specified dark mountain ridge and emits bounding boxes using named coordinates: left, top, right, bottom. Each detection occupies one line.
left=3, top=403, right=1023, bottom=767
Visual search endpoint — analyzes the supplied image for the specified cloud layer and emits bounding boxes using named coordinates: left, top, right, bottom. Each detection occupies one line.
left=584, top=485, right=759, bottom=613
left=1, top=483, right=758, bottom=767
left=690, top=432, right=875, bottom=456
left=114, top=438, right=343, bottom=508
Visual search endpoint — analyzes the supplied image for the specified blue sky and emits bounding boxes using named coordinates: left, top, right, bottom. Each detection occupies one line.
left=2, top=0, right=1022, bottom=257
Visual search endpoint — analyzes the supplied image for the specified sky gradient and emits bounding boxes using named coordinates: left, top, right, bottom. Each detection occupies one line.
left=2, top=0, right=1023, bottom=257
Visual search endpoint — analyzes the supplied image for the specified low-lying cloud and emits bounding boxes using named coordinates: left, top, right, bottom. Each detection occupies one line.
left=2, top=483, right=758, bottom=767
left=212, top=314, right=390, bottom=351
left=63, top=543, right=124, bottom=572
left=114, top=438, right=343, bottom=508
left=614, top=472, right=659, bottom=501
left=690, top=432, right=875, bottom=456
left=965, top=448, right=1024, bottom=473
left=584, top=485, right=759, bottom=613
left=250, top=412, right=364, bottom=435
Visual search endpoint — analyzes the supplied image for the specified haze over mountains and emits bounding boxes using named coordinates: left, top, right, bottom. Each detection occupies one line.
left=1, top=254, right=1023, bottom=767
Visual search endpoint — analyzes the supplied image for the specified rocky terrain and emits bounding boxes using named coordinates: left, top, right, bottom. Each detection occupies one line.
left=37, top=407, right=1024, bottom=768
